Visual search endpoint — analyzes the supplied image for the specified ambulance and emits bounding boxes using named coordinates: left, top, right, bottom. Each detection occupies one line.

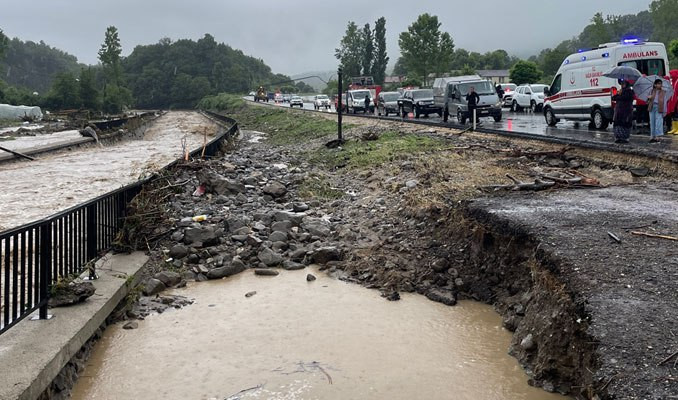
left=543, top=38, right=669, bottom=130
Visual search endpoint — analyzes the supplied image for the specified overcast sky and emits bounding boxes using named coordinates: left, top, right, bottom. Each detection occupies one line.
left=0, top=0, right=652, bottom=75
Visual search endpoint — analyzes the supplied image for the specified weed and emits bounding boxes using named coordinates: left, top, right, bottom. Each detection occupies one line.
left=298, top=174, right=345, bottom=200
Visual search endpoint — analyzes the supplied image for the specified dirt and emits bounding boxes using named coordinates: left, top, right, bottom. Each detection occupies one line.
left=102, top=103, right=677, bottom=400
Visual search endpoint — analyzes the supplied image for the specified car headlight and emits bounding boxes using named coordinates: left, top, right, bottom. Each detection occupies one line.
left=495, top=101, right=502, bottom=107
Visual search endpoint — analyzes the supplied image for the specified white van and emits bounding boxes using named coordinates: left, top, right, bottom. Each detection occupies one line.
left=543, top=38, right=669, bottom=129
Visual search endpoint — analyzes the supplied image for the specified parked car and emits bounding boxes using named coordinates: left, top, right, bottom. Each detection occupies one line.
left=397, top=89, right=440, bottom=118
left=290, top=96, right=304, bottom=108
left=313, top=95, right=331, bottom=110
left=248, top=91, right=256, bottom=97
left=282, top=94, right=291, bottom=103
left=511, top=84, right=549, bottom=112
left=497, top=83, right=517, bottom=107
left=543, top=38, right=669, bottom=129
left=433, top=75, right=502, bottom=124
left=346, top=89, right=374, bottom=113
left=274, top=93, right=283, bottom=103
left=377, top=91, right=401, bottom=116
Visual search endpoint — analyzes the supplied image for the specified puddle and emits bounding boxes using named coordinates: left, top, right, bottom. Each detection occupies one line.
left=71, top=269, right=568, bottom=400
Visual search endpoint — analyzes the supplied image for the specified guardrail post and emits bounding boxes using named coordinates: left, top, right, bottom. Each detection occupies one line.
left=86, top=203, right=98, bottom=280
left=39, top=223, right=50, bottom=320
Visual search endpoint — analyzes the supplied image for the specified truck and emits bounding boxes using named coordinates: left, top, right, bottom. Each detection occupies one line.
left=254, top=87, right=268, bottom=102
left=348, top=76, right=382, bottom=106
left=433, top=75, right=503, bottom=124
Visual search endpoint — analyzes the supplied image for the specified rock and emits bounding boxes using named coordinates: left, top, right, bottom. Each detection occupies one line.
left=48, top=281, right=96, bottom=307
left=310, top=247, right=342, bottom=264
left=629, top=167, right=650, bottom=177
left=454, top=278, right=464, bottom=288
left=170, top=231, right=184, bottom=242
left=269, top=231, right=288, bottom=242
left=245, top=291, right=257, bottom=298
left=405, top=179, right=419, bottom=189
left=271, top=241, right=288, bottom=252
left=306, top=273, right=316, bottom=282
left=425, top=289, right=457, bottom=306
left=257, top=247, right=283, bottom=266
left=304, top=223, right=331, bottom=237
left=143, top=278, right=166, bottom=296
left=225, top=216, right=247, bottom=232
left=184, top=227, right=219, bottom=247
left=206, top=262, right=246, bottom=279
left=431, top=259, right=449, bottom=273
left=231, top=235, right=248, bottom=243
left=383, top=291, right=400, bottom=301
left=187, top=254, right=200, bottom=264
left=198, top=170, right=245, bottom=195
left=290, top=248, right=308, bottom=261
left=271, top=220, right=293, bottom=233
left=255, top=269, right=280, bottom=276
left=253, top=221, right=267, bottom=231
left=282, top=260, right=305, bottom=270
left=123, top=321, right=139, bottom=330
left=521, top=334, right=536, bottom=351
left=273, top=211, right=305, bottom=226
left=546, top=158, right=567, bottom=168
left=263, top=181, right=287, bottom=198
left=231, top=257, right=246, bottom=271
left=154, top=271, right=182, bottom=287
left=292, top=202, right=310, bottom=212
left=246, top=235, right=263, bottom=247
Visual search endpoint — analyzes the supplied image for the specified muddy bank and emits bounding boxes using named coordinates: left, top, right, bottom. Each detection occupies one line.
left=90, top=104, right=675, bottom=399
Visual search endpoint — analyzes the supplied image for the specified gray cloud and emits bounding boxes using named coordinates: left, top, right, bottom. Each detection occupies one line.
left=0, top=0, right=652, bottom=75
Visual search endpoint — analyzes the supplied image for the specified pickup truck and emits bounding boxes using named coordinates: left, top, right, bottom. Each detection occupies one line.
left=397, top=89, right=441, bottom=118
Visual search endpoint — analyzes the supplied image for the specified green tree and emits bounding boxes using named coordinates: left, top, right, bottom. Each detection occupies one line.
left=323, top=79, right=338, bottom=96
left=79, top=67, right=100, bottom=110
left=98, top=26, right=123, bottom=85
left=510, top=61, right=542, bottom=85
left=102, top=84, right=133, bottom=114
left=650, top=0, right=678, bottom=44
left=45, top=72, right=81, bottom=109
left=399, top=14, right=454, bottom=85
left=371, top=17, right=389, bottom=85
left=392, top=57, right=407, bottom=75
left=578, top=12, right=613, bottom=48
left=459, top=64, right=476, bottom=76
left=335, top=22, right=362, bottom=81
left=669, top=39, right=678, bottom=66
left=360, top=23, right=373, bottom=76
left=0, top=29, right=7, bottom=60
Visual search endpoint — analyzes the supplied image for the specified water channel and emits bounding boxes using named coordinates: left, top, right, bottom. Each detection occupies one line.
left=71, top=269, right=567, bottom=400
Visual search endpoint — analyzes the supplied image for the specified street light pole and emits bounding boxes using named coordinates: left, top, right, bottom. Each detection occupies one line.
left=337, top=67, right=343, bottom=141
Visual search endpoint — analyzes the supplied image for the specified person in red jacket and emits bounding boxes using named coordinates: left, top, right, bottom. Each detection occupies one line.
left=667, top=70, right=678, bottom=134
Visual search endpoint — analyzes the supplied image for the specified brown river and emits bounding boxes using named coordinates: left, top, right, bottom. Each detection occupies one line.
left=71, top=269, right=567, bottom=400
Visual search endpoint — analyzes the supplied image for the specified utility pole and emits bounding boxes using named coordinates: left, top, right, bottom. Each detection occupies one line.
left=337, top=67, right=343, bottom=141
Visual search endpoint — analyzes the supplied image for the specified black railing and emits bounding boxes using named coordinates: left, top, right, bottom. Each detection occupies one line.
left=0, top=111, right=237, bottom=335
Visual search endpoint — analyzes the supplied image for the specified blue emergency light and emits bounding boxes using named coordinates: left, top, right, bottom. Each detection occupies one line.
left=602, top=52, right=610, bottom=58
left=621, top=36, right=642, bottom=45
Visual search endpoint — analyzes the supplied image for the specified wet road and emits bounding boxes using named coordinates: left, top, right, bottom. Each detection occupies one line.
left=254, top=97, right=678, bottom=155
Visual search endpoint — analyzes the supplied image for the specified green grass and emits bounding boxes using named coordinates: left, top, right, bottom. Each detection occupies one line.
left=298, top=174, right=345, bottom=200
left=236, top=106, right=342, bottom=145
left=197, top=93, right=246, bottom=113
left=310, top=131, right=449, bottom=169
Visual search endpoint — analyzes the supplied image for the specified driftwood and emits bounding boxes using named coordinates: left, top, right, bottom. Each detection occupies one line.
left=631, top=231, right=678, bottom=241
left=483, top=170, right=602, bottom=192
left=658, top=350, right=678, bottom=366
left=0, top=145, right=35, bottom=161
left=607, top=231, right=622, bottom=243
left=483, top=174, right=556, bottom=192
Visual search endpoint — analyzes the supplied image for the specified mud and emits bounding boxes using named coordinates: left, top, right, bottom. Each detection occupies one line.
left=70, top=269, right=567, bottom=400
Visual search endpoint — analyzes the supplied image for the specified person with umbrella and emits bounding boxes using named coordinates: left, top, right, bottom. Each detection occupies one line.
left=612, top=79, right=634, bottom=144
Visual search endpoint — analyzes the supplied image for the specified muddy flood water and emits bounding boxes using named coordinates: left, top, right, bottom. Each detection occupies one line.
left=71, top=269, right=568, bottom=400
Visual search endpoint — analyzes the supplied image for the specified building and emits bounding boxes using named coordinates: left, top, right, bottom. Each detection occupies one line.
left=476, top=70, right=510, bottom=84
left=384, top=75, right=405, bottom=84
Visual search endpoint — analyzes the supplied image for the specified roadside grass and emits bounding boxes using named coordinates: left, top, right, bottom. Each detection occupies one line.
left=298, top=174, right=345, bottom=200
left=0, top=119, right=22, bottom=129
left=197, top=93, right=246, bottom=114
left=236, top=106, right=341, bottom=145
left=309, top=131, right=450, bottom=169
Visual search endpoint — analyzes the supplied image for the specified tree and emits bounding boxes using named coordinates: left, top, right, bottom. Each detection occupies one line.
left=79, top=67, right=100, bottom=110
left=98, top=26, right=123, bottom=85
left=392, top=57, right=407, bottom=75
left=510, top=61, right=542, bottom=85
left=669, top=39, right=678, bottom=66
left=0, top=29, right=7, bottom=61
left=399, top=14, right=454, bottom=85
left=323, top=79, right=338, bottom=96
left=45, top=72, right=80, bottom=110
left=371, top=17, right=389, bottom=85
left=459, top=64, right=476, bottom=76
left=650, top=0, right=678, bottom=44
left=360, top=23, right=373, bottom=76
left=335, top=22, right=362, bottom=81
left=578, top=12, right=613, bottom=48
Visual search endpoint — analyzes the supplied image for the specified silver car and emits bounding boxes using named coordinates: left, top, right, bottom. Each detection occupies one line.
left=377, top=91, right=401, bottom=116
left=290, top=96, right=304, bottom=108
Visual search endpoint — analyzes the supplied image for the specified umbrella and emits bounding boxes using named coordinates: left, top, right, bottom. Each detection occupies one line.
left=603, top=66, right=641, bottom=82
left=633, top=75, right=674, bottom=102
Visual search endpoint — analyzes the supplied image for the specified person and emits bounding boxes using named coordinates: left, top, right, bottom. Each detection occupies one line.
left=496, top=84, right=504, bottom=100
left=648, top=78, right=669, bottom=143
left=364, top=94, right=370, bottom=114
left=466, top=86, right=480, bottom=123
left=667, top=70, right=678, bottom=134
left=612, top=80, right=634, bottom=144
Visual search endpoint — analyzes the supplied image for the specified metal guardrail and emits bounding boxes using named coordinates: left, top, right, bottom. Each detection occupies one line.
left=0, top=111, right=237, bottom=335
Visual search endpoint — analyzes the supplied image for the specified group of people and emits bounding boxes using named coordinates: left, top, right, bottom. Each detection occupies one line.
left=613, top=77, right=677, bottom=144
